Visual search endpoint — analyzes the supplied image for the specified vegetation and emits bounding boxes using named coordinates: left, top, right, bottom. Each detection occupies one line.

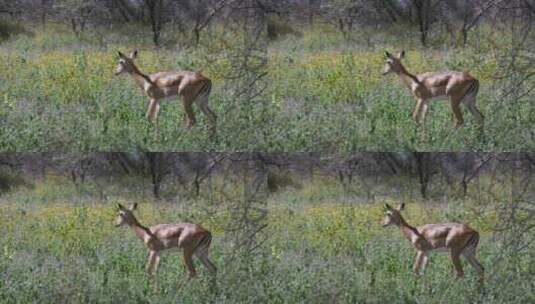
left=0, top=154, right=532, bottom=303
left=267, top=23, right=534, bottom=151
left=0, top=5, right=533, bottom=151
left=0, top=24, right=264, bottom=151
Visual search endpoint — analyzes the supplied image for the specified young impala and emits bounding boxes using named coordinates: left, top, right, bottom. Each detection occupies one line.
left=115, top=203, right=217, bottom=279
left=382, top=203, right=484, bottom=282
left=382, top=51, right=484, bottom=129
left=114, top=50, right=217, bottom=135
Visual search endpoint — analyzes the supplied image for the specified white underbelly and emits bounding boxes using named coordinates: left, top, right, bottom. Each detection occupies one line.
left=430, top=247, right=450, bottom=253
left=161, top=247, right=181, bottom=253
left=162, top=87, right=178, bottom=97
left=427, top=95, right=448, bottom=102
left=161, top=238, right=179, bottom=249
left=152, top=86, right=179, bottom=100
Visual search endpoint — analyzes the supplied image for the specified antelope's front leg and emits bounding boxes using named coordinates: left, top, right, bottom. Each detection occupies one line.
left=146, top=99, right=160, bottom=122
left=146, top=250, right=158, bottom=276
left=419, top=101, right=429, bottom=124
left=420, top=253, right=428, bottom=274
left=412, top=99, right=424, bottom=125
left=152, top=252, right=161, bottom=275
left=413, top=251, right=425, bottom=275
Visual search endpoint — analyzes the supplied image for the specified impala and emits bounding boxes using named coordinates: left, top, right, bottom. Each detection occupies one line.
left=115, top=203, right=217, bottom=279
left=382, top=51, right=484, bottom=129
left=382, top=203, right=484, bottom=282
left=114, top=50, right=217, bottom=135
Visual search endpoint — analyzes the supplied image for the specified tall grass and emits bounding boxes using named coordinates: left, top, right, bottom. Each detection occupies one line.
left=0, top=176, right=531, bottom=303
left=267, top=24, right=532, bottom=151
left=0, top=24, right=267, bottom=151
left=0, top=23, right=532, bottom=151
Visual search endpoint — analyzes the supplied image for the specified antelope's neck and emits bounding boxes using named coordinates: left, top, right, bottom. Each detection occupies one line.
left=396, top=66, right=419, bottom=89
left=130, top=220, right=152, bottom=242
left=398, top=218, right=419, bottom=243
left=129, top=66, right=153, bottom=91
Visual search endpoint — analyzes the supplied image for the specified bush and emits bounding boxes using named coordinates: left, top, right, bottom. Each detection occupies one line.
left=0, top=20, right=31, bottom=42
left=0, top=177, right=531, bottom=303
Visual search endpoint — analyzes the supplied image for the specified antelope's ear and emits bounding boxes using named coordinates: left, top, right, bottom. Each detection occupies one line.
left=398, top=50, right=406, bottom=59
left=396, top=203, right=405, bottom=211
left=385, top=51, right=393, bottom=59
left=129, top=50, right=138, bottom=59
left=384, top=203, right=392, bottom=211
left=117, top=203, right=125, bottom=210
left=129, top=203, right=138, bottom=211
left=117, top=51, right=126, bottom=59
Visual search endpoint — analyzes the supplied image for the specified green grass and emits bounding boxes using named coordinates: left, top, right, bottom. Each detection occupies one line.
left=0, top=176, right=531, bottom=303
left=266, top=25, right=533, bottom=151
left=0, top=23, right=533, bottom=151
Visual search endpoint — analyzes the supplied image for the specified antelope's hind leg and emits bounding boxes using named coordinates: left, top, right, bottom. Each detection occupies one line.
left=178, top=80, right=198, bottom=130
left=181, top=97, right=197, bottom=129
left=465, top=100, right=485, bottom=128
left=197, top=95, right=217, bottom=135
left=450, top=249, right=464, bottom=278
left=182, top=247, right=197, bottom=279
left=463, top=251, right=484, bottom=282
left=195, top=250, right=217, bottom=276
left=451, top=100, right=464, bottom=128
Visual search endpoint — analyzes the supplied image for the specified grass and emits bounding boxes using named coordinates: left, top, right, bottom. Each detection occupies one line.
left=0, top=22, right=533, bottom=151
left=0, top=175, right=532, bottom=303
left=266, top=25, right=533, bottom=151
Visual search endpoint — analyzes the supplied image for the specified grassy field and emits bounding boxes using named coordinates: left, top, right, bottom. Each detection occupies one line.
left=0, top=23, right=533, bottom=151
left=0, top=176, right=531, bottom=303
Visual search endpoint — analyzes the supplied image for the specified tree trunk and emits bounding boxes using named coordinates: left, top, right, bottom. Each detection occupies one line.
left=146, top=152, right=163, bottom=200
left=193, top=25, right=201, bottom=46
left=145, top=0, right=163, bottom=46
left=412, top=0, right=430, bottom=47
left=113, top=0, right=137, bottom=22
left=414, top=152, right=430, bottom=199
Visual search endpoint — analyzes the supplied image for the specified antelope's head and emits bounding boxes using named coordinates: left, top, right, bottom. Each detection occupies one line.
left=382, top=203, right=405, bottom=227
left=382, top=51, right=405, bottom=75
left=114, top=50, right=138, bottom=75
left=115, top=203, right=138, bottom=227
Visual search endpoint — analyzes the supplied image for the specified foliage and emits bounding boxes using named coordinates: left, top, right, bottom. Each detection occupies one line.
left=0, top=23, right=533, bottom=151
left=0, top=174, right=531, bottom=303
left=0, top=20, right=30, bottom=42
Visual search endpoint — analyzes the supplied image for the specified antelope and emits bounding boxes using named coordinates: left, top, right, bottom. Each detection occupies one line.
left=114, top=50, right=217, bottom=135
left=382, top=51, right=484, bottom=129
left=382, top=203, right=484, bottom=282
left=114, top=203, right=217, bottom=279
